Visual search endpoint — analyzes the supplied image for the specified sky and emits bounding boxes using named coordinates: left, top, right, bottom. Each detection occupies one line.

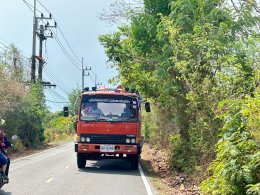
left=0, top=0, right=119, bottom=111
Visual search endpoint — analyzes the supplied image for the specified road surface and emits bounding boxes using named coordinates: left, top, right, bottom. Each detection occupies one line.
left=1, top=142, right=154, bottom=195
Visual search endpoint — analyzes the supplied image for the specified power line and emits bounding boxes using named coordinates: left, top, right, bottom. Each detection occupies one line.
left=57, top=27, right=82, bottom=64
left=35, top=0, right=102, bottom=85
left=43, top=69, right=71, bottom=93
left=22, top=0, right=42, bottom=15
left=23, top=0, right=81, bottom=74
left=0, top=40, right=31, bottom=68
left=0, top=41, right=9, bottom=48
left=37, top=0, right=82, bottom=64
left=36, top=0, right=50, bottom=14
left=46, top=99, right=68, bottom=103
left=45, top=66, right=73, bottom=89
left=52, top=32, right=82, bottom=70
left=22, top=0, right=34, bottom=12
left=50, top=89, right=67, bottom=101
left=0, top=37, right=9, bottom=45
left=24, top=0, right=102, bottom=86
left=45, top=88, right=67, bottom=103
left=0, top=40, right=31, bottom=59
left=45, top=89, right=63, bottom=110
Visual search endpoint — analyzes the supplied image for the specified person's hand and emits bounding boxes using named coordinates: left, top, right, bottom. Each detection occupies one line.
left=1, top=143, right=6, bottom=147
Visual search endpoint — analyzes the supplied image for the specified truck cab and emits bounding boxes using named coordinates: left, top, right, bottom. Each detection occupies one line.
left=71, top=86, right=150, bottom=170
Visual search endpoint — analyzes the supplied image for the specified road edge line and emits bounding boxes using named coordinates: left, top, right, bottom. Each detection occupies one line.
left=139, top=163, right=153, bottom=195
left=11, top=142, right=72, bottom=163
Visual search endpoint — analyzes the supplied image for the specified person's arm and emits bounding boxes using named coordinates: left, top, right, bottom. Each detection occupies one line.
left=3, top=137, right=12, bottom=147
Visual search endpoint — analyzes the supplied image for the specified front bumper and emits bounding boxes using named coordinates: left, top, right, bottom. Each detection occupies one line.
left=75, top=143, right=138, bottom=154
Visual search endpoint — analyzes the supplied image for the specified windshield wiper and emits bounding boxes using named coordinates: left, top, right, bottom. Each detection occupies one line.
left=97, top=118, right=112, bottom=122
left=81, top=118, right=98, bottom=122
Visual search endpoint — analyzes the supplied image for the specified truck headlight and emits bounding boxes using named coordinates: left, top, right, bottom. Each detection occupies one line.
left=131, top=138, right=136, bottom=144
left=86, top=137, right=91, bottom=142
left=126, top=138, right=130, bottom=143
left=80, top=137, right=86, bottom=142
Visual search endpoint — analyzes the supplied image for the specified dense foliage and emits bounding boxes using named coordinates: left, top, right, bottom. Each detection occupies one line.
left=100, top=0, right=260, bottom=193
left=67, top=87, right=81, bottom=116
left=200, top=93, right=260, bottom=194
left=0, top=44, right=74, bottom=149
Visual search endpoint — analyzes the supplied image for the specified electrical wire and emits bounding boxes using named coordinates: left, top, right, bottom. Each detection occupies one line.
left=44, top=71, right=69, bottom=92
left=43, top=69, right=71, bottom=93
left=52, top=33, right=82, bottom=71
left=45, top=99, right=68, bottom=103
left=0, top=39, right=31, bottom=62
left=89, top=73, right=96, bottom=85
left=22, top=0, right=42, bottom=15
left=23, top=0, right=102, bottom=89
left=45, top=88, right=67, bottom=104
left=23, top=0, right=82, bottom=72
left=49, top=29, right=82, bottom=68
left=50, top=89, right=67, bottom=101
left=22, top=0, right=34, bottom=12
left=36, top=0, right=101, bottom=85
left=45, top=89, right=63, bottom=110
left=37, top=0, right=82, bottom=64
left=45, top=66, right=73, bottom=89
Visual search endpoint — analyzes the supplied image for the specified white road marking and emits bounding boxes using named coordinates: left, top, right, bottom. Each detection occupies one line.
left=139, top=164, right=153, bottom=195
left=65, top=165, right=70, bottom=169
left=11, top=142, right=73, bottom=163
left=46, top=177, right=54, bottom=183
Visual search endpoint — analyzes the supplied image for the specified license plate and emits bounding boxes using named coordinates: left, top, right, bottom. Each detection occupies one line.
left=100, top=145, right=115, bottom=152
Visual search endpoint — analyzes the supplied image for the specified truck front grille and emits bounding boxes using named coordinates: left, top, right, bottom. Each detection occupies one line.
left=80, top=134, right=135, bottom=145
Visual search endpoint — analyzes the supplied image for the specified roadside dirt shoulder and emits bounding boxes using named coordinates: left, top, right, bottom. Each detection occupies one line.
left=140, top=143, right=201, bottom=195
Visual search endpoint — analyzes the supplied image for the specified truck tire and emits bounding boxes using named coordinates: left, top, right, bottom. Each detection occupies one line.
left=77, top=154, right=86, bottom=168
left=130, top=155, right=139, bottom=170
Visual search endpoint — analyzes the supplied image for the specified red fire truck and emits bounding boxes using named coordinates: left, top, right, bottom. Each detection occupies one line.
left=65, top=86, right=150, bottom=170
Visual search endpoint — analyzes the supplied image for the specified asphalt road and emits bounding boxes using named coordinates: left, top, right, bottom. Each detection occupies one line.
left=0, top=142, right=153, bottom=195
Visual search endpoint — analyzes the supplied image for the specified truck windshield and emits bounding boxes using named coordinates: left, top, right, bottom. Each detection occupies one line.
left=80, top=95, right=138, bottom=122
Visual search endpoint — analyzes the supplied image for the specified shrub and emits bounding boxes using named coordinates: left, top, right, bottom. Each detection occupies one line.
left=169, top=134, right=196, bottom=173
left=11, top=138, right=25, bottom=152
left=200, top=93, right=260, bottom=194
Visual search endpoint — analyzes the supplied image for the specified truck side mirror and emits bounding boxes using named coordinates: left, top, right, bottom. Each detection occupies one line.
left=145, top=102, right=151, bottom=112
left=63, top=106, right=69, bottom=117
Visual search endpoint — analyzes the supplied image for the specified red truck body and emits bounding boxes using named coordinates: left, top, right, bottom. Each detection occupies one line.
left=74, top=86, right=149, bottom=169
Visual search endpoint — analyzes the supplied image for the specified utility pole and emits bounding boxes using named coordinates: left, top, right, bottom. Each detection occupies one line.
left=31, top=0, right=37, bottom=82
left=82, top=58, right=91, bottom=90
left=93, top=73, right=102, bottom=88
left=37, top=13, right=55, bottom=81
left=82, top=57, right=84, bottom=89
left=38, top=24, right=45, bottom=81
left=30, top=0, right=56, bottom=84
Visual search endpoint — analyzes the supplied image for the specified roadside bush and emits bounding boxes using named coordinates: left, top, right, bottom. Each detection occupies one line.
left=43, top=113, right=74, bottom=143
left=11, top=138, right=25, bottom=152
left=200, top=93, right=260, bottom=194
left=169, top=134, right=196, bottom=173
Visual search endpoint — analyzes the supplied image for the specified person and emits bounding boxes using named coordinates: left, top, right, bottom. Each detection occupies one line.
left=88, top=103, right=103, bottom=115
left=81, top=102, right=103, bottom=116
left=121, top=105, right=134, bottom=118
left=0, top=128, right=11, bottom=183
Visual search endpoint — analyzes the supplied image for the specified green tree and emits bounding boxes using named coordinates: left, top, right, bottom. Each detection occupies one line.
left=200, top=92, right=260, bottom=194
left=100, top=0, right=260, bottom=175
left=67, top=87, right=81, bottom=116
left=5, top=83, right=47, bottom=147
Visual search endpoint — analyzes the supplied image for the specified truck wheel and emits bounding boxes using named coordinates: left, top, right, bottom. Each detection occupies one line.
left=130, top=155, right=139, bottom=170
left=77, top=154, right=86, bottom=168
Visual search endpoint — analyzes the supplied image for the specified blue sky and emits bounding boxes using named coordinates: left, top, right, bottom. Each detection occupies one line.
left=0, top=0, right=119, bottom=111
